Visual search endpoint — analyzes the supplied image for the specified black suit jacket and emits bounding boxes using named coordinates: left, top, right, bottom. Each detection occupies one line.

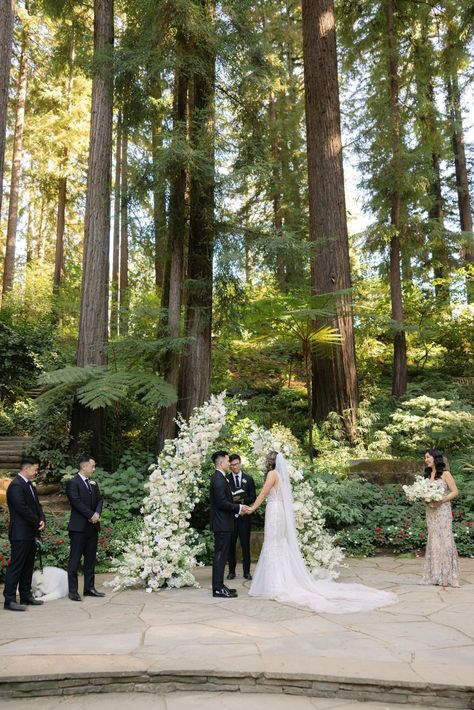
left=229, top=471, right=256, bottom=508
left=66, top=474, right=103, bottom=533
left=6, top=475, right=45, bottom=541
left=210, top=470, right=240, bottom=533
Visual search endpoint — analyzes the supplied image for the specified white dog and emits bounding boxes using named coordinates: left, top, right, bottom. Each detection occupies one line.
left=32, top=566, right=69, bottom=601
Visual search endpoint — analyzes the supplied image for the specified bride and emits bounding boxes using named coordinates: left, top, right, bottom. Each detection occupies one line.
left=248, top=452, right=398, bottom=614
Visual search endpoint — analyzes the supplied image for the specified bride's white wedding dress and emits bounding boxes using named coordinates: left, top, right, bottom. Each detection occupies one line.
left=248, top=455, right=398, bottom=614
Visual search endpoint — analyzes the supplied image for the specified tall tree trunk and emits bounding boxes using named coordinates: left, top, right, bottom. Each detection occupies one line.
left=151, top=77, right=167, bottom=291
left=53, top=26, right=76, bottom=304
left=0, top=0, right=15, bottom=219
left=386, top=0, right=407, bottom=398
left=301, top=0, right=359, bottom=437
left=429, top=148, right=450, bottom=305
left=447, top=72, right=474, bottom=302
left=156, top=66, right=187, bottom=451
left=269, top=92, right=285, bottom=289
left=110, top=114, right=121, bottom=338
left=1, top=15, right=28, bottom=301
left=73, top=0, right=114, bottom=463
left=178, top=0, right=215, bottom=422
left=119, top=123, right=128, bottom=335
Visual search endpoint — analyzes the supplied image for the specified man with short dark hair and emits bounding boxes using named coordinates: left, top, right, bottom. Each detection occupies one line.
left=210, top=450, right=251, bottom=598
left=3, top=456, right=45, bottom=611
left=227, top=453, right=256, bottom=581
left=66, top=456, right=104, bottom=601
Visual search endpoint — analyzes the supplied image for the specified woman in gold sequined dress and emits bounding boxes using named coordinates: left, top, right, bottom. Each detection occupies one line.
left=421, top=449, right=460, bottom=587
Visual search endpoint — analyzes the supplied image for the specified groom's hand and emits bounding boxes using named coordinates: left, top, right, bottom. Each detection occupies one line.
left=240, top=505, right=252, bottom=515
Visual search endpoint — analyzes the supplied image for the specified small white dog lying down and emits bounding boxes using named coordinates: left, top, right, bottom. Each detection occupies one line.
left=32, top=566, right=69, bottom=601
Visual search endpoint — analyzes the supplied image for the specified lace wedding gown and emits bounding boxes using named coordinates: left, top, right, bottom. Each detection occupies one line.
left=421, top=478, right=460, bottom=587
left=249, top=457, right=398, bottom=614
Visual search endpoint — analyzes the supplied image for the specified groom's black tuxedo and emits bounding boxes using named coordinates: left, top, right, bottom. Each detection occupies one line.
left=66, top=474, right=103, bottom=595
left=3, top=475, right=45, bottom=604
left=210, top=470, right=240, bottom=591
left=228, top=471, right=256, bottom=577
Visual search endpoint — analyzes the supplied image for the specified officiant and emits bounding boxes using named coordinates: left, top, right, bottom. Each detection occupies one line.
left=227, top=454, right=256, bottom=580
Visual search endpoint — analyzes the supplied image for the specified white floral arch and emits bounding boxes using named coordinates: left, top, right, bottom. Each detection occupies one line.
left=109, top=392, right=343, bottom=591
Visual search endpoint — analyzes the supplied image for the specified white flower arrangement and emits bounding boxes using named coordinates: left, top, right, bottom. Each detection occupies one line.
left=402, top=475, right=445, bottom=503
left=108, top=392, right=343, bottom=591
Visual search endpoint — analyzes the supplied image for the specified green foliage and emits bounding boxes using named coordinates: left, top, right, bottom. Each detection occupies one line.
left=93, top=450, right=153, bottom=517
left=384, top=395, right=474, bottom=456
left=38, top=365, right=177, bottom=411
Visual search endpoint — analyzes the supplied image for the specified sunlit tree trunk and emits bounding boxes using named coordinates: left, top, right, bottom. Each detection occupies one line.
left=110, top=114, right=121, bottom=337
left=0, top=0, right=15, bottom=219
left=447, top=72, right=474, bottom=302
left=119, top=123, right=128, bottom=335
left=151, top=76, right=167, bottom=291
left=2, top=15, right=28, bottom=301
left=301, top=0, right=359, bottom=437
left=53, top=26, right=76, bottom=300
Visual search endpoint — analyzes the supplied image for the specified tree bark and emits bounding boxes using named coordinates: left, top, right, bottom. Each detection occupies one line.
left=73, top=0, right=114, bottom=462
left=301, top=0, right=359, bottom=437
left=119, top=123, right=128, bottom=335
left=178, top=0, right=215, bottom=423
left=386, top=0, right=407, bottom=398
left=447, top=72, right=474, bottom=302
left=2, top=15, right=28, bottom=301
left=110, top=114, right=121, bottom=338
left=0, top=0, right=15, bottom=219
left=156, top=66, right=187, bottom=450
left=53, top=26, right=76, bottom=302
left=151, top=76, right=167, bottom=291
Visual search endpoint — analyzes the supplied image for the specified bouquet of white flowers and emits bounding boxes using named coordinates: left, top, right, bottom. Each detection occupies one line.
left=402, top=476, right=444, bottom=503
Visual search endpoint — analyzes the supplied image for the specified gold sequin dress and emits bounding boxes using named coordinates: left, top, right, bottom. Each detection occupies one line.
left=421, top=478, right=460, bottom=587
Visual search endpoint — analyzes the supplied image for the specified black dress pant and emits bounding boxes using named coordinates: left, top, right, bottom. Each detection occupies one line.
left=3, top=538, right=36, bottom=603
left=228, top=516, right=251, bottom=576
left=212, top=531, right=232, bottom=591
left=68, top=527, right=98, bottom=594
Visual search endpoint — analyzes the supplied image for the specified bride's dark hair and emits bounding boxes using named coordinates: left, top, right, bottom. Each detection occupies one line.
left=424, top=448, right=446, bottom=479
left=265, top=451, right=278, bottom=473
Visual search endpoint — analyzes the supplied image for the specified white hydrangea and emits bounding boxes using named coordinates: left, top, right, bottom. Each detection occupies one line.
left=402, top=475, right=444, bottom=502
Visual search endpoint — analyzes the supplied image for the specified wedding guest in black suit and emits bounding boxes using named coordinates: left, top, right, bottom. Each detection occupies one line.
left=209, top=450, right=251, bottom=598
left=66, top=456, right=104, bottom=601
left=227, top=454, right=256, bottom=581
left=3, top=456, right=45, bottom=611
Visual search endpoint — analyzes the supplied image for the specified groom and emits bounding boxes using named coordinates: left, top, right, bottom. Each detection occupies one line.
left=210, top=450, right=251, bottom=598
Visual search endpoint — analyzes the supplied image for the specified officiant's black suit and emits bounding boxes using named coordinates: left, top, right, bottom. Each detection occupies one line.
left=228, top=471, right=256, bottom=577
left=3, top=475, right=45, bottom=604
left=66, top=474, right=103, bottom=594
left=209, top=470, right=240, bottom=591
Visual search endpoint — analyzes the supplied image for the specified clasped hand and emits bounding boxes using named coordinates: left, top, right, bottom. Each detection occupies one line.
left=240, top=505, right=253, bottom=515
left=89, top=512, right=100, bottom=523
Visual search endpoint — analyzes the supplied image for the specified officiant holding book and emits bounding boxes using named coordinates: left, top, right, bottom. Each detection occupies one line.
left=227, top=454, right=256, bottom=580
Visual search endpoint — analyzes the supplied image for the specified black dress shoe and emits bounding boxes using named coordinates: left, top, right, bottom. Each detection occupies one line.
left=83, top=588, right=105, bottom=597
left=213, top=587, right=238, bottom=598
left=20, top=597, right=44, bottom=605
left=4, top=601, right=27, bottom=612
left=244, top=573, right=253, bottom=580
left=227, top=572, right=235, bottom=580
left=223, top=585, right=238, bottom=597
left=68, top=592, right=81, bottom=601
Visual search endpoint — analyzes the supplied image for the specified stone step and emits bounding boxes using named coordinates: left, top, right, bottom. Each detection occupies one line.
left=0, top=454, right=24, bottom=462
left=0, top=668, right=472, bottom=707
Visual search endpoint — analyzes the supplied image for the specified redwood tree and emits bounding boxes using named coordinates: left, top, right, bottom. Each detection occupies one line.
left=0, top=0, right=15, bottom=219
left=301, top=0, right=359, bottom=435
left=73, top=0, right=114, bottom=460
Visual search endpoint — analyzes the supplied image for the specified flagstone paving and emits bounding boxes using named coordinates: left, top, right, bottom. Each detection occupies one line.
left=1, top=557, right=473, bottom=707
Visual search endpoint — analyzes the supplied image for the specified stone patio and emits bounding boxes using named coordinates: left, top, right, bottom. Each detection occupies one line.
left=1, top=558, right=473, bottom=707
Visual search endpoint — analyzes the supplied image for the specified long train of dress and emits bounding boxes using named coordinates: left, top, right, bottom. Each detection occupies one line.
left=249, top=484, right=398, bottom=614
